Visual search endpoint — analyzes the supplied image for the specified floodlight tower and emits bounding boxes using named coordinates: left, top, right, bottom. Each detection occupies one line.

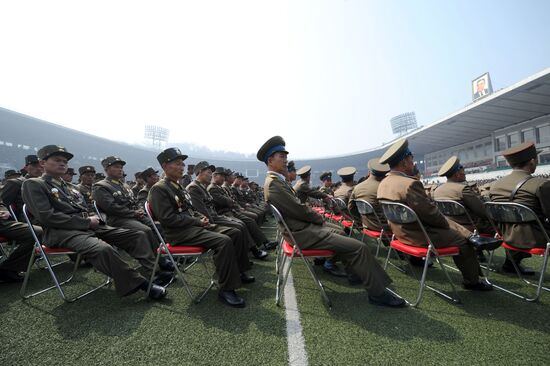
left=144, top=125, right=170, bottom=150
left=390, top=112, right=417, bottom=137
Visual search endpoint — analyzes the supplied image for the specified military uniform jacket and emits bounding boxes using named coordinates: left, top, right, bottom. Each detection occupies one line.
left=131, top=184, right=143, bottom=198
left=319, top=186, right=334, bottom=196
left=76, top=183, right=94, bottom=207
left=207, top=183, right=236, bottom=215
left=264, top=172, right=331, bottom=248
left=333, top=184, right=354, bottom=203
left=147, top=178, right=207, bottom=243
left=187, top=180, right=219, bottom=222
left=136, top=186, right=151, bottom=209
left=21, top=175, right=93, bottom=246
left=293, top=179, right=328, bottom=204
left=230, top=185, right=249, bottom=207
left=93, top=178, right=136, bottom=219
left=433, top=181, right=491, bottom=232
left=489, top=170, right=550, bottom=248
left=348, top=175, right=386, bottom=231
left=0, top=176, right=25, bottom=219
left=377, top=171, right=470, bottom=247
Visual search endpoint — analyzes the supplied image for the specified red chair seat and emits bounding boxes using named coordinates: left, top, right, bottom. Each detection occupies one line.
left=159, top=244, right=206, bottom=255
left=363, top=228, right=382, bottom=238
left=330, top=215, right=343, bottom=221
left=390, top=240, right=460, bottom=257
left=341, top=220, right=354, bottom=228
left=39, top=245, right=75, bottom=255
left=502, top=243, right=546, bottom=256
left=480, top=233, right=495, bottom=238
left=282, top=241, right=334, bottom=257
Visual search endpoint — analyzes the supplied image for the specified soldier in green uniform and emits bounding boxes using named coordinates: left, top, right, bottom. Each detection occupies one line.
left=180, top=164, right=195, bottom=188
left=136, top=167, right=159, bottom=209
left=223, top=170, right=260, bottom=224
left=1, top=155, right=43, bottom=220
left=258, top=136, right=405, bottom=307
left=131, top=172, right=144, bottom=198
left=208, top=167, right=278, bottom=251
left=489, top=142, right=550, bottom=274
left=76, top=166, right=96, bottom=207
left=286, top=161, right=297, bottom=183
left=333, top=167, right=357, bottom=203
left=148, top=148, right=253, bottom=308
left=22, top=145, right=166, bottom=299
left=319, top=171, right=334, bottom=196
left=377, top=138, right=497, bottom=291
left=62, top=167, right=77, bottom=184
left=4, top=169, right=22, bottom=181
left=231, top=173, right=266, bottom=223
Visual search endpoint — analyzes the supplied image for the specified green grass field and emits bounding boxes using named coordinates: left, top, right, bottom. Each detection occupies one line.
left=1, top=220, right=549, bottom=365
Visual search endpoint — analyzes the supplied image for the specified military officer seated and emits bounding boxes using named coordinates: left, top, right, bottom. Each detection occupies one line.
left=319, top=172, right=334, bottom=196
left=294, top=166, right=331, bottom=205
left=136, top=167, right=160, bottom=209
left=76, top=166, right=96, bottom=207
left=22, top=145, right=166, bottom=299
left=334, top=167, right=356, bottom=204
left=148, top=148, right=254, bottom=308
left=489, top=142, right=550, bottom=275
left=377, top=138, right=499, bottom=291
left=62, top=167, right=77, bottom=184
left=1, top=155, right=43, bottom=220
left=258, top=136, right=405, bottom=307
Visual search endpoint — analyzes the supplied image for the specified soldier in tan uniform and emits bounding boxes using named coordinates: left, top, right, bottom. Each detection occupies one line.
left=319, top=172, right=334, bottom=196
left=293, top=165, right=330, bottom=204
left=258, top=136, right=405, bottom=307
left=333, top=167, right=356, bottom=204
left=348, top=158, right=390, bottom=232
left=377, top=138, right=497, bottom=291
left=490, top=142, right=550, bottom=274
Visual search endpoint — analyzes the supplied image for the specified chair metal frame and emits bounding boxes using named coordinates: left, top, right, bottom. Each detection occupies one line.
left=380, top=200, right=461, bottom=307
left=19, top=204, right=111, bottom=302
left=0, top=204, right=19, bottom=258
left=352, top=199, right=390, bottom=257
left=144, top=201, right=215, bottom=304
left=484, top=201, right=550, bottom=302
left=270, top=203, right=334, bottom=308
left=333, top=197, right=356, bottom=237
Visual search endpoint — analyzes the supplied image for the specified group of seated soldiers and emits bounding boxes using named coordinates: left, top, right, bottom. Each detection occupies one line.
left=1, top=137, right=548, bottom=309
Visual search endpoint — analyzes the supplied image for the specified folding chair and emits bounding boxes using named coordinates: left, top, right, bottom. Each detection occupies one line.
left=8, top=204, right=18, bottom=222
left=352, top=199, right=390, bottom=257
left=92, top=200, right=107, bottom=222
left=380, top=200, right=461, bottom=307
left=484, top=202, right=550, bottom=302
left=0, top=204, right=19, bottom=258
left=270, top=204, right=335, bottom=308
left=20, top=204, right=111, bottom=302
left=333, top=198, right=355, bottom=236
left=144, top=201, right=215, bottom=303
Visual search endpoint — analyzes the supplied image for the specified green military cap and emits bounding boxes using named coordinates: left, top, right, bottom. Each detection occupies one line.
left=379, top=138, right=412, bottom=167
left=319, top=171, right=332, bottom=181
left=95, top=172, right=105, bottom=180
left=134, top=171, right=142, bottom=179
left=235, top=172, right=245, bottom=179
left=140, top=167, right=159, bottom=179
left=37, top=145, right=74, bottom=161
left=438, top=156, right=463, bottom=177
left=66, top=168, right=77, bottom=176
left=101, top=156, right=126, bottom=169
left=257, top=136, right=288, bottom=163
left=187, top=164, right=196, bottom=171
left=213, top=167, right=227, bottom=175
left=79, top=166, right=96, bottom=175
left=287, top=161, right=296, bottom=172
left=157, top=147, right=188, bottom=165
left=243, top=177, right=249, bottom=181
left=225, top=168, right=234, bottom=176
left=502, top=142, right=539, bottom=166
left=25, top=155, right=39, bottom=166
left=368, top=158, right=390, bottom=177
left=337, top=166, right=357, bottom=179
left=4, top=169, right=21, bottom=179
left=296, top=165, right=311, bottom=177
left=194, top=161, right=215, bottom=175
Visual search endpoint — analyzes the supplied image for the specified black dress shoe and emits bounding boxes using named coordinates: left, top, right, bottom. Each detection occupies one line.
left=313, top=258, right=326, bottom=266
left=263, top=241, right=278, bottom=251
left=368, top=290, right=406, bottom=308
left=463, top=281, right=493, bottom=291
left=0, top=269, right=24, bottom=283
left=240, top=272, right=255, bottom=284
left=323, top=264, right=347, bottom=277
left=218, top=290, right=246, bottom=308
left=147, top=284, right=168, bottom=300
left=251, top=247, right=268, bottom=260
left=159, top=256, right=176, bottom=272
left=502, top=260, right=535, bottom=275
left=153, top=271, right=176, bottom=287
left=468, top=235, right=502, bottom=251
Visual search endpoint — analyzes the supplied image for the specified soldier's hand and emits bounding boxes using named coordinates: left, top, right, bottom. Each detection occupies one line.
left=0, top=211, right=10, bottom=220
left=200, top=217, right=209, bottom=227
left=88, top=216, right=100, bottom=229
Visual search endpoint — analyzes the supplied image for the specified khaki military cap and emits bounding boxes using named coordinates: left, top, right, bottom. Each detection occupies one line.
left=37, top=145, right=74, bottom=161
left=337, top=166, right=357, bottom=178
left=257, top=136, right=288, bottom=163
left=368, top=158, right=390, bottom=177
left=296, top=165, right=311, bottom=176
left=379, top=138, right=412, bottom=167
left=438, top=156, right=463, bottom=177
left=502, top=142, right=538, bottom=166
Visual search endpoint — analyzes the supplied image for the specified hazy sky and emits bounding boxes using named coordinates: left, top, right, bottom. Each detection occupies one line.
left=1, top=0, right=549, bottom=158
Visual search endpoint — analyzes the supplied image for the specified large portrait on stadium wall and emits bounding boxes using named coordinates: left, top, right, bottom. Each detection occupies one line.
left=472, top=72, right=493, bottom=101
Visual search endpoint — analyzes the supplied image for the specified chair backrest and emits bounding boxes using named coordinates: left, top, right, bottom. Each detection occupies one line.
left=144, top=201, right=168, bottom=245
left=435, top=199, right=477, bottom=233
left=353, top=199, right=374, bottom=215
left=379, top=200, right=434, bottom=246
left=334, top=198, right=347, bottom=210
left=21, top=204, right=42, bottom=246
left=92, top=201, right=107, bottom=222
left=8, top=204, right=18, bottom=222
left=269, top=203, right=302, bottom=250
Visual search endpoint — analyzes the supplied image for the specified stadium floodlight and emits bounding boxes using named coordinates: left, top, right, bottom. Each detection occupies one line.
left=144, top=125, right=170, bottom=150
left=390, top=112, right=418, bottom=137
